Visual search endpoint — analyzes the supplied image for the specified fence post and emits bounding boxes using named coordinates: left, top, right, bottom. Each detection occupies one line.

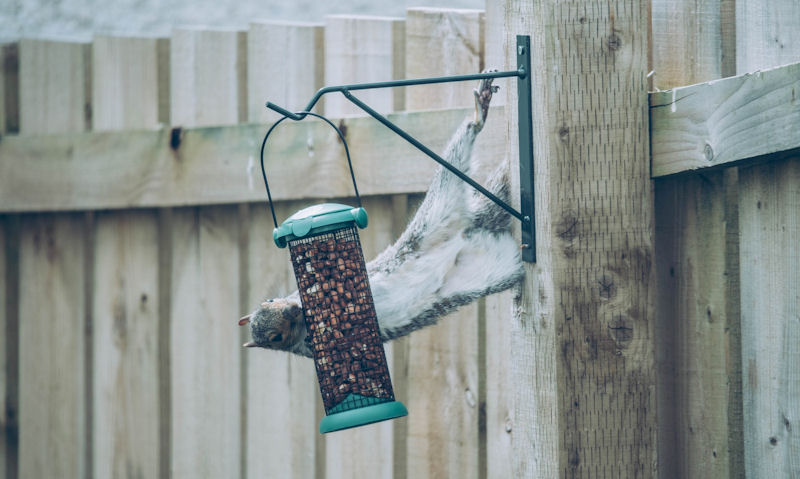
left=505, top=1, right=657, bottom=476
left=736, top=2, right=800, bottom=476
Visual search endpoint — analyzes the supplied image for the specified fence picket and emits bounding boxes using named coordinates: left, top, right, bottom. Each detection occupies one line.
left=168, top=27, right=246, bottom=478
left=16, top=39, right=91, bottom=479
left=322, top=15, right=405, bottom=478
left=89, top=34, right=167, bottom=479
left=736, top=3, right=800, bottom=476
left=403, top=8, right=484, bottom=479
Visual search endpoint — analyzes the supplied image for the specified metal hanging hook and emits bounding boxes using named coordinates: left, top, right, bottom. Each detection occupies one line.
left=259, top=111, right=362, bottom=229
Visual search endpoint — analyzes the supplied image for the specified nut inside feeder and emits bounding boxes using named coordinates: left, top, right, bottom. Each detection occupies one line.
left=274, top=203, right=408, bottom=433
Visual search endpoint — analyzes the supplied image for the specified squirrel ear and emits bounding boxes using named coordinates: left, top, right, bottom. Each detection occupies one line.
left=287, top=302, right=302, bottom=319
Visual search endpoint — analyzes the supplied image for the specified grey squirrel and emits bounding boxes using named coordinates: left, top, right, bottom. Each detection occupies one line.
left=238, top=73, right=524, bottom=357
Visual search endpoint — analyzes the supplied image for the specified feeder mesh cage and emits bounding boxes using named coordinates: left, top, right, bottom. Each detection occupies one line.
left=289, top=225, right=395, bottom=414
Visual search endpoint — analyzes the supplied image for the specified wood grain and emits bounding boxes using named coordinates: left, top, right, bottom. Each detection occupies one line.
left=403, top=8, right=485, bottom=479
left=1, top=43, right=19, bottom=134
left=506, top=0, right=656, bottom=476
left=170, top=28, right=246, bottom=127
left=16, top=38, right=91, bottom=479
left=244, top=201, right=317, bottom=479
left=92, top=211, right=160, bottom=479
left=323, top=15, right=405, bottom=116
left=18, top=39, right=89, bottom=134
left=92, top=35, right=168, bottom=130
left=169, top=206, right=241, bottom=477
left=736, top=3, right=800, bottom=477
left=90, top=34, right=166, bottom=479
left=0, top=107, right=508, bottom=212
left=18, top=214, right=87, bottom=479
left=405, top=8, right=484, bottom=110
left=651, top=1, right=743, bottom=477
left=168, top=27, right=245, bottom=478
left=650, top=61, right=800, bottom=177
left=247, top=21, right=324, bottom=123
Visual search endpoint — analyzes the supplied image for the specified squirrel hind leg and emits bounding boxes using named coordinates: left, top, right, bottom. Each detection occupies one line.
left=467, top=161, right=513, bottom=235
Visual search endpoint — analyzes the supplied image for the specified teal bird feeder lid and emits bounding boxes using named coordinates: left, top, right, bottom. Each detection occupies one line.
left=273, top=203, right=369, bottom=248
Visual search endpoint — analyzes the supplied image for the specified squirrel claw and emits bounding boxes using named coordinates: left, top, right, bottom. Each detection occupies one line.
left=472, top=69, right=498, bottom=131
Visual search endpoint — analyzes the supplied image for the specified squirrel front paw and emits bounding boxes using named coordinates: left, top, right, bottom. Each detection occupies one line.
left=472, top=69, right=500, bottom=131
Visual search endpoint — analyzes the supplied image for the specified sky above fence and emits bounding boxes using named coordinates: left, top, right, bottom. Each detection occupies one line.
left=0, top=0, right=482, bottom=40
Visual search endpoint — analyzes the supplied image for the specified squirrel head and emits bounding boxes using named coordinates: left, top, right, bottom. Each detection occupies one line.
left=238, top=298, right=307, bottom=353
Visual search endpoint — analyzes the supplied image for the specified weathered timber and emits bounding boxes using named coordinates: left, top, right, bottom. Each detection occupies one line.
left=650, top=61, right=800, bottom=177
left=506, top=0, right=657, bottom=476
left=0, top=107, right=503, bottom=212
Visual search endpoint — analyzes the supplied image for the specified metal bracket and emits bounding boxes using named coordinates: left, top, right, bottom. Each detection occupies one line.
left=265, top=35, right=536, bottom=262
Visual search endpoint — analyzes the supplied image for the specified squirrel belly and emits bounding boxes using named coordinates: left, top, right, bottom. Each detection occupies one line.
left=240, top=73, right=524, bottom=357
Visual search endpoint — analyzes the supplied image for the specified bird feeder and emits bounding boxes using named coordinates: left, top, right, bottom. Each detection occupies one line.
left=262, top=113, right=407, bottom=434
left=258, top=36, right=535, bottom=433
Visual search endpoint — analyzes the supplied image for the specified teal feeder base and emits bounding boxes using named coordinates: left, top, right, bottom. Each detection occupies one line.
left=320, top=398, right=408, bottom=434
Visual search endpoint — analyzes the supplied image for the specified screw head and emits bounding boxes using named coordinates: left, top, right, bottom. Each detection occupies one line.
left=523, top=215, right=531, bottom=222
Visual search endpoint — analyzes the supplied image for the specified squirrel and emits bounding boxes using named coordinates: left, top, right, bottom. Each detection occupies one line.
left=238, top=73, right=524, bottom=357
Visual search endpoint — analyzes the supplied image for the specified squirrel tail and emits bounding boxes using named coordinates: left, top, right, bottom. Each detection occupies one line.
left=467, top=160, right=513, bottom=235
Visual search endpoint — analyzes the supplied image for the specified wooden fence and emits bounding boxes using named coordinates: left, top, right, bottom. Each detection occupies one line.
left=1, top=1, right=799, bottom=478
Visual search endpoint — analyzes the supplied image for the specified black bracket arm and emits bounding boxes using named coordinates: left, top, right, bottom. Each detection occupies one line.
left=266, top=35, right=535, bottom=262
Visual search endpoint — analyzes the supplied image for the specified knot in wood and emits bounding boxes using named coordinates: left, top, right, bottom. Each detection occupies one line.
left=607, top=315, right=634, bottom=348
left=607, top=33, right=622, bottom=51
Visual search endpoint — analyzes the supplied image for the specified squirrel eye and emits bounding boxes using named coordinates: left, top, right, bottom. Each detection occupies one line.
left=270, top=333, right=283, bottom=343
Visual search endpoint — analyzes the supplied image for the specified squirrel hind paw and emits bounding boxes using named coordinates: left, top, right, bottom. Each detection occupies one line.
left=472, top=70, right=498, bottom=129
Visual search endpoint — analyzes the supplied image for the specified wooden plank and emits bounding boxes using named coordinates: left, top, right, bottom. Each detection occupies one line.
left=0, top=106, right=507, bottom=212
left=169, top=26, right=245, bottom=478
left=483, top=0, right=506, bottom=105
left=484, top=291, right=513, bottom=479
left=0, top=219, right=6, bottom=479
left=247, top=21, right=324, bottom=123
left=244, top=201, right=317, bottom=479
left=92, top=211, right=160, bottom=479
left=737, top=4, right=800, bottom=475
left=18, top=214, right=87, bottom=478
left=325, top=196, right=396, bottom=479
left=92, top=35, right=167, bottom=130
left=403, top=7, right=484, bottom=479
left=16, top=39, right=91, bottom=479
left=739, top=160, right=800, bottom=477
left=170, top=28, right=246, bottom=127
left=323, top=15, right=405, bottom=116
left=1, top=43, right=19, bottom=134
left=243, top=20, right=322, bottom=478
left=506, top=1, right=656, bottom=476
left=18, top=39, right=90, bottom=134
left=650, top=61, right=800, bottom=177
left=90, top=34, right=166, bottom=479
left=318, top=17, right=406, bottom=473
left=405, top=8, right=484, bottom=110
left=169, top=206, right=241, bottom=477
left=651, top=2, right=743, bottom=478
